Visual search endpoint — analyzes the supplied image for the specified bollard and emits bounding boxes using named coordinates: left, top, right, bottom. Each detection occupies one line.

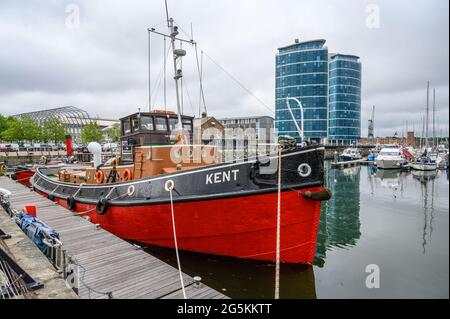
left=193, top=276, right=202, bottom=288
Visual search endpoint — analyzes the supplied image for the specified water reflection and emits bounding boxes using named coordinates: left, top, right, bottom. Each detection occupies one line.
left=146, top=246, right=317, bottom=299
left=412, top=170, right=437, bottom=254
left=142, top=164, right=448, bottom=298
left=315, top=165, right=361, bottom=267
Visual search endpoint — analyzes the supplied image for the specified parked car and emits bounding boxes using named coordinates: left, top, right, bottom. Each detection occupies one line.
left=102, top=142, right=118, bottom=152
left=0, top=144, right=15, bottom=152
left=76, top=144, right=89, bottom=153
left=39, top=144, right=52, bottom=151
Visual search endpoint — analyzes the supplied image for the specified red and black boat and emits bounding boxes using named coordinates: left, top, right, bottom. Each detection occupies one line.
left=29, top=17, right=330, bottom=264
left=31, top=141, right=328, bottom=264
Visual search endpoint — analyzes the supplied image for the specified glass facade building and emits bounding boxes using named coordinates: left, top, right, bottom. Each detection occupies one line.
left=275, top=39, right=329, bottom=143
left=328, top=54, right=361, bottom=145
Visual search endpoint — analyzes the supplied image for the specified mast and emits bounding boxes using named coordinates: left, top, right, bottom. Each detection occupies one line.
left=432, top=88, right=436, bottom=147
left=168, top=17, right=185, bottom=135
left=420, top=116, right=424, bottom=149
left=425, top=81, right=430, bottom=148
left=148, top=1, right=197, bottom=144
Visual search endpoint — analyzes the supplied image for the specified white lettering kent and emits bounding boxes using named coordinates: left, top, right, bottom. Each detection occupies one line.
left=206, top=169, right=240, bottom=185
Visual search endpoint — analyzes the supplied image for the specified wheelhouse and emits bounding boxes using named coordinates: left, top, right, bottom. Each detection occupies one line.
left=119, top=110, right=194, bottom=163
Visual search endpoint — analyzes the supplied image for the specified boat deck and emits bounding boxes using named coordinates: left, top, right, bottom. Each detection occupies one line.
left=0, top=176, right=228, bottom=299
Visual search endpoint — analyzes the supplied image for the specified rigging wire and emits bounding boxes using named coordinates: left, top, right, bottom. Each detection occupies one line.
left=163, top=36, right=167, bottom=112
left=274, top=146, right=282, bottom=299
left=180, top=41, right=184, bottom=114
left=150, top=41, right=172, bottom=108
left=148, top=29, right=152, bottom=112
left=201, top=50, right=274, bottom=115
left=147, top=20, right=169, bottom=111
left=182, top=73, right=198, bottom=117
left=177, top=25, right=274, bottom=115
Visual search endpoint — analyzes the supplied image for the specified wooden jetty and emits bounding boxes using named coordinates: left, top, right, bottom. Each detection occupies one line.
left=0, top=176, right=228, bottom=299
left=331, top=158, right=366, bottom=169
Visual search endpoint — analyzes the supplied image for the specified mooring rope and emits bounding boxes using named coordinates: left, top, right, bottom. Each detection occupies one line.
left=165, top=180, right=187, bottom=299
left=275, top=146, right=282, bottom=299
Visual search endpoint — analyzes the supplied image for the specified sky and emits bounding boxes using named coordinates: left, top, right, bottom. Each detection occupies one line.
left=0, top=0, right=448, bottom=137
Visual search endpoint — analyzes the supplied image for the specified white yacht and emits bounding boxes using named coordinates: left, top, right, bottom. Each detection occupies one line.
left=375, top=145, right=407, bottom=169
left=339, top=148, right=362, bottom=161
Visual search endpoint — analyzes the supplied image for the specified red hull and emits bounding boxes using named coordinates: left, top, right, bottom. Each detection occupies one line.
left=15, top=171, right=34, bottom=187
left=47, top=187, right=322, bottom=264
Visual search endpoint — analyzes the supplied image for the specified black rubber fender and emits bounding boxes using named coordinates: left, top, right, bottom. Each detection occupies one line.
left=96, top=198, right=109, bottom=215
left=302, top=188, right=332, bottom=201
left=66, top=196, right=76, bottom=210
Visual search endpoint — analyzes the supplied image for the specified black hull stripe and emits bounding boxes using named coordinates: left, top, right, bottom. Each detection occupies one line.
left=34, top=145, right=325, bottom=189
left=34, top=180, right=323, bottom=207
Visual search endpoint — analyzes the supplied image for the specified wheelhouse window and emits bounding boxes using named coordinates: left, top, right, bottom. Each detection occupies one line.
left=182, top=119, right=193, bottom=132
left=168, top=118, right=179, bottom=131
left=122, top=119, right=131, bottom=134
left=155, top=117, right=168, bottom=131
left=131, top=117, right=139, bottom=132
left=140, top=115, right=154, bottom=131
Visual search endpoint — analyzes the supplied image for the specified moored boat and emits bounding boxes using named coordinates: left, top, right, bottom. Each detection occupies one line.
left=375, top=145, right=407, bottom=169
left=32, top=142, right=328, bottom=264
left=29, top=15, right=330, bottom=265
left=339, top=148, right=362, bottom=162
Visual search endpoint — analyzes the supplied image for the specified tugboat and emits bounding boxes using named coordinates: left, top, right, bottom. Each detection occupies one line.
left=30, top=17, right=330, bottom=264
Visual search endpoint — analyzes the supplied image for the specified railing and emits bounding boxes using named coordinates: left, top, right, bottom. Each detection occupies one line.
left=42, top=236, right=67, bottom=275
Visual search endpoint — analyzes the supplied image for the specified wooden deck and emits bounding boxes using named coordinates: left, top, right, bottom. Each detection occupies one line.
left=0, top=176, right=228, bottom=299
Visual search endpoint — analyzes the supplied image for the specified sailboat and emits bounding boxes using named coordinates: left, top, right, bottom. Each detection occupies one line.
left=30, top=12, right=331, bottom=264
left=412, top=82, right=437, bottom=171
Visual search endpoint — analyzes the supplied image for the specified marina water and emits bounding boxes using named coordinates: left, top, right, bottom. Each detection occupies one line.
left=146, top=161, right=449, bottom=298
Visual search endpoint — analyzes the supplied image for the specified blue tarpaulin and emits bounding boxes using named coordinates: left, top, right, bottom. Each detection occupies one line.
left=16, top=212, right=60, bottom=254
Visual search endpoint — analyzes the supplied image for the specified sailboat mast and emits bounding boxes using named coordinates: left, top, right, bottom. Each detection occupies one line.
left=425, top=81, right=430, bottom=148
left=432, top=88, right=436, bottom=147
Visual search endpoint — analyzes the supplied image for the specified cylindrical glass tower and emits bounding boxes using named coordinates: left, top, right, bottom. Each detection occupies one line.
left=275, top=39, right=329, bottom=143
left=328, top=54, right=362, bottom=145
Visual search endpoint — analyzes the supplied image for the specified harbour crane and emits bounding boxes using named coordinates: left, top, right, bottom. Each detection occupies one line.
left=368, top=105, right=375, bottom=144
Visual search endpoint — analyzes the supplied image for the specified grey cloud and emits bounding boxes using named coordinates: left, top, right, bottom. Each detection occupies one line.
left=0, top=0, right=448, bottom=137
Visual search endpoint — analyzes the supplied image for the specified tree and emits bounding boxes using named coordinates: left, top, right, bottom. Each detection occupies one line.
left=21, top=116, right=41, bottom=142
left=0, top=116, right=40, bottom=142
left=107, top=123, right=121, bottom=143
left=0, top=114, right=8, bottom=136
left=41, top=117, right=66, bottom=143
left=1, top=117, right=23, bottom=141
left=81, top=121, right=103, bottom=144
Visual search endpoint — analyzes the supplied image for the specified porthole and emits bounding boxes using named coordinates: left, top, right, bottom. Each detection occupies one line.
left=298, top=163, right=311, bottom=177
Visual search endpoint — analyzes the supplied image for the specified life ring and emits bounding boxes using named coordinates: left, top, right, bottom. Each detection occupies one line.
left=95, top=170, right=105, bottom=184
left=67, top=196, right=76, bottom=210
left=96, top=198, right=109, bottom=215
left=120, top=169, right=133, bottom=182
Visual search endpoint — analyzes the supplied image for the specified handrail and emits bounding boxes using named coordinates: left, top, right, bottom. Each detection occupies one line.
left=286, top=97, right=304, bottom=142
